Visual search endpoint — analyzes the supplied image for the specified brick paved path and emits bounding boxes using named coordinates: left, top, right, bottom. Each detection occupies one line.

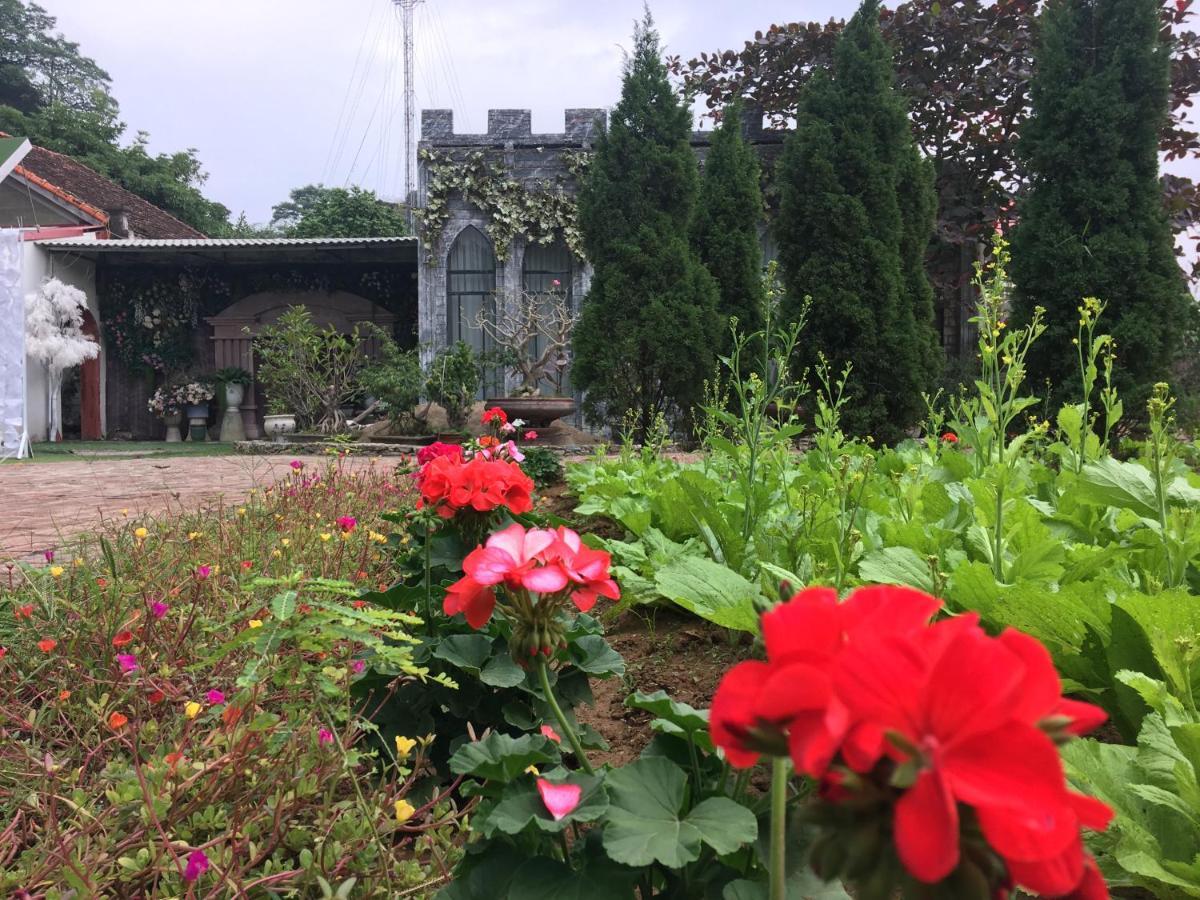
left=0, top=454, right=353, bottom=559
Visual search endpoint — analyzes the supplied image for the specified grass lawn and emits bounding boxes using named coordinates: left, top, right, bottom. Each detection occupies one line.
left=3, top=440, right=236, bottom=464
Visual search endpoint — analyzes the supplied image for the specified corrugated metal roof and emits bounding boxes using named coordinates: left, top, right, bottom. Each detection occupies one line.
left=34, top=235, right=417, bottom=250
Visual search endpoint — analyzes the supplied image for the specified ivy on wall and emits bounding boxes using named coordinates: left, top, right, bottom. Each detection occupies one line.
left=417, top=148, right=591, bottom=263
left=100, top=264, right=416, bottom=376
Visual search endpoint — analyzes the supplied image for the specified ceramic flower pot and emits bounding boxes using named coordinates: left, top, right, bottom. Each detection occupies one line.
left=221, top=384, right=246, bottom=442
left=162, top=411, right=183, bottom=443
left=264, top=413, right=297, bottom=444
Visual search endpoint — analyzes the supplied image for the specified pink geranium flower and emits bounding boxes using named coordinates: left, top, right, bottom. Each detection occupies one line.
left=540, top=724, right=562, bottom=744
left=524, top=430, right=538, bottom=440
left=537, top=778, right=581, bottom=821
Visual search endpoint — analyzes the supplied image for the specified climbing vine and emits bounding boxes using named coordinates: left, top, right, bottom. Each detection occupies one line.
left=417, top=147, right=591, bottom=262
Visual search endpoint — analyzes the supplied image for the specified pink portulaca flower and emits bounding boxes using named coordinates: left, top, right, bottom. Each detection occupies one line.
left=195, top=565, right=211, bottom=581
left=150, top=600, right=169, bottom=619
left=318, top=727, right=334, bottom=745
left=183, top=848, right=209, bottom=882
left=337, top=516, right=357, bottom=533
left=117, top=653, right=139, bottom=674
left=206, top=689, right=225, bottom=706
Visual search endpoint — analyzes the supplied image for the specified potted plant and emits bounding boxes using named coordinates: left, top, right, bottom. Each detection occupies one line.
left=262, top=397, right=297, bottom=443
left=475, top=281, right=578, bottom=427
left=357, top=326, right=435, bottom=444
left=179, top=377, right=215, bottom=441
left=214, top=366, right=251, bottom=442
left=252, top=307, right=367, bottom=434
left=147, top=382, right=185, bottom=442
left=424, top=340, right=480, bottom=442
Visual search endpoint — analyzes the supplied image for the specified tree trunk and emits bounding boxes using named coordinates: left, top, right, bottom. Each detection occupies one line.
left=47, top=367, right=63, bottom=443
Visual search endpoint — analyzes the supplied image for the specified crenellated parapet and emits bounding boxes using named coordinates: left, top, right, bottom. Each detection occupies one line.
left=420, top=108, right=607, bottom=149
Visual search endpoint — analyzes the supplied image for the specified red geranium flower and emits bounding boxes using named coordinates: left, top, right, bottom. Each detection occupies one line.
left=482, top=406, right=508, bottom=426
left=941, top=432, right=958, bottom=443
left=416, top=441, right=463, bottom=466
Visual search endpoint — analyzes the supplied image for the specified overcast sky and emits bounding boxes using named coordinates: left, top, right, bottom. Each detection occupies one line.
left=36, top=1, right=856, bottom=224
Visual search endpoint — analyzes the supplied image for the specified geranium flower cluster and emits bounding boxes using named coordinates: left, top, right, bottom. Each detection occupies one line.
left=710, top=585, right=1111, bottom=899
left=444, top=523, right=619, bottom=658
left=415, top=451, right=534, bottom=520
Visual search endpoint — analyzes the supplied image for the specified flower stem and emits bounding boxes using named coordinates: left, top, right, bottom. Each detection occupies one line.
left=769, top=757, right=789, bottom=900
left=536, top=658, right=595, bottom=775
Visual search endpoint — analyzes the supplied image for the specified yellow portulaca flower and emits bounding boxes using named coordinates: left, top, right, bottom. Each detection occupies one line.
left=187, top=531, right=202, bottom=541
left=395, top=735, right=417, bottom=759
left=281, top=538, right=291, bottom=547
left=319, top=533, right=332, bottom=542
left=272, top=549, right=282, bottom=558
left=49, top=566, right=64, bottom=578
left=184, top=701, right=202, bottom=719
left=73, top=557, right=84, bottom=567
left=237, top=507, right=246, bottom=516
left=394, top=799, right=415, bottom=823
left=248, top=619, right=263, bottom=629
left=134, top=527, right=148, bottom=540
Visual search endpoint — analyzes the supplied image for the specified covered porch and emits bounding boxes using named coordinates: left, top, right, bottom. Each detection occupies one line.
left=37, top=236, right=418, bottom=440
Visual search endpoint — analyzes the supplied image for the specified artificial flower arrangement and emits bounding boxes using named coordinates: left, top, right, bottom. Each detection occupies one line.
left=146, top=378, right=215, bottom=416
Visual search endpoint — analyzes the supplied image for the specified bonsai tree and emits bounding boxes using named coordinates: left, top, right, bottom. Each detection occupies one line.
left=252, top=306, right=367, bottom=433
left=424, top=341, right=480, bottom=430
left=474, top=284, right=578, bottom=396
left=25, top=278, right=98, bottom=442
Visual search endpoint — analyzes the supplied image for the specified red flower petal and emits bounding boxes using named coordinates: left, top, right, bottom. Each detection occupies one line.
left=710, top=660, right=774, bottom=768
left=895, top=768, right=960, bottom=883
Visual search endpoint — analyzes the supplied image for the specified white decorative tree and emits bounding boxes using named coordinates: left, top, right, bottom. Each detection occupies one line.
left=25, top=278, right=98, bottom=442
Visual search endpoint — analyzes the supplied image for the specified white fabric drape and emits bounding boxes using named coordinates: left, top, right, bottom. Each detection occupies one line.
left=0, top=229, right=26, bottom=459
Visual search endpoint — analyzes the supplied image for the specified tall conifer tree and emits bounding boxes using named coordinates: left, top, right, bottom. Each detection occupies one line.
left=1011, top=0, right=1190, bottom=412
left=692, top=98, right=765, bottom=351
left=572, top=10, right=721, bottom=436
left=774, top=0, right=940, bottom=442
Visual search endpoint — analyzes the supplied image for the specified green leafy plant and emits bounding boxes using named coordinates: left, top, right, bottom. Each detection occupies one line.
left=425, top=341, right=481, bottom=431
left=357, top=325, right=427, bottom=432
left=520, top=446, right=564, bottom=488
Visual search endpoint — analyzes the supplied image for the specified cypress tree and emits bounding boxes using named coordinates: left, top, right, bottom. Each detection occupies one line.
left=572, top=10, right=721, bottom=437
left=1010, top=0, right=1190, bottom=413
left=691, top=98, right=765, bottom=351
left=774, top=0, right=940, bottom=443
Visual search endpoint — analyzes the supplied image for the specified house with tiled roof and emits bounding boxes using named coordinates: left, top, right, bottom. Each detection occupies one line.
left=0, top=137, right=205, bottom=240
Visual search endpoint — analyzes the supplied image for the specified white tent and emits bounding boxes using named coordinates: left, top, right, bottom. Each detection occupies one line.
left=0, top=228, right=28, bottom=460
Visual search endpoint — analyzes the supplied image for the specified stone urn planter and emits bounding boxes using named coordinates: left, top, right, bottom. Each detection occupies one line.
left=220, top=383, right=246, bottom=442
left=263, top=413, right=297, bottom=444
left=184, top=403, right=210, bottom=442
left=484, top=396, right=577, bottom=429
left=162, top=411, right=183, bottom=443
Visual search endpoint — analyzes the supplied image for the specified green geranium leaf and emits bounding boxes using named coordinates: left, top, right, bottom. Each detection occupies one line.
left=505, top=855, right=638, bottom=900
left=477, top=772, right=608, bottom=837
left=480, top=647, right=526, bottom=688
left=449, top=732, right=560, bottom=783
left=625, top=690, right=713, bottom=752
left=602, top=757, right=757, bottom=868
left=570, top=634, right=626, bottom=677
left=433, top=634, right=494, bottom=675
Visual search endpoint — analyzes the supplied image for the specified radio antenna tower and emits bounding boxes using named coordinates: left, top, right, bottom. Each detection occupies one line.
left=394, top=0, right=421, bottom=225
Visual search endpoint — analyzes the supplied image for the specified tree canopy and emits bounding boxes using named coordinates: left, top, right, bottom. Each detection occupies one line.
left=0, top=0, right=231, bottom=235
left=572, top=10, right=721, bottom=437
left=269, top=185, right=409, bottom=238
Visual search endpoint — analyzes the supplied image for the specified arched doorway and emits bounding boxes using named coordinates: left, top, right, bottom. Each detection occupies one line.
left=79, top=310, right=102, bottom=440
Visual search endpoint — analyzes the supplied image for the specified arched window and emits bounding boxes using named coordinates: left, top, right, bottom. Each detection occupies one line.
left=521, top=241, right=573, bottom=394
left=446, top=226, right=497, bottom=396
